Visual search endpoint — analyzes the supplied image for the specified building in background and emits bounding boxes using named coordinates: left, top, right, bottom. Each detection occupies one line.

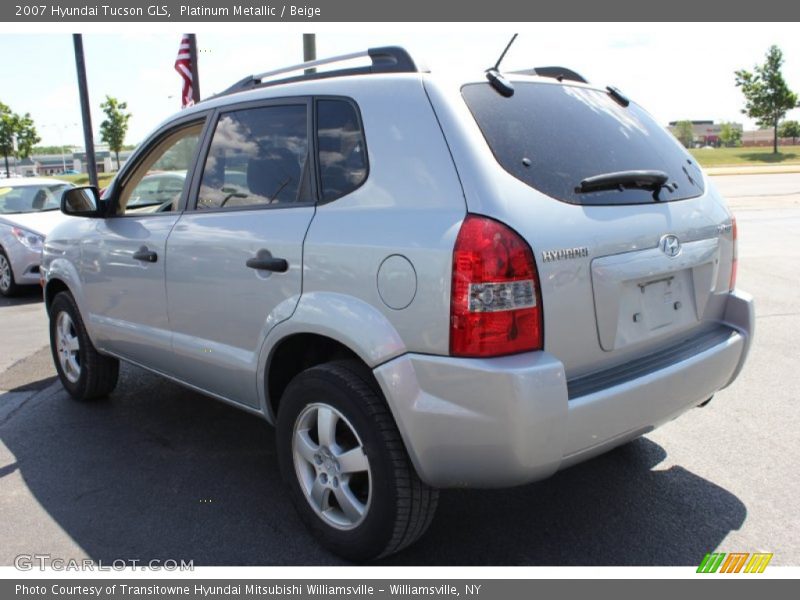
left=71, top=149, right=134, bottom=174
left=740, top=129, right=797, bottom=147
left=2, top=147, right=134, bottom=177
left=667, top=120, right=743, bottom=148
left=667, top=120, right=797, bottom=148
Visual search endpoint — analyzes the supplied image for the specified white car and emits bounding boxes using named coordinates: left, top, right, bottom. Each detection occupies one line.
left=0, top=178, right=73, bottom=296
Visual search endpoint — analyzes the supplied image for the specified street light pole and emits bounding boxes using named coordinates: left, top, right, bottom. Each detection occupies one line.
left=48, top=122, right=78, bottom=174
left=303, top=34, right=316, bottom=74
left=51, top=124, right=66, bottom=172
left=73, top=34, right=98, bottom=188
left=11, top=134, right=17, bottom=177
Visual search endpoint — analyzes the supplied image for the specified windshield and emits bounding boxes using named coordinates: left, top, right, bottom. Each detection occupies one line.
left=0, top=183, right=72, bottom=214
left=462, top=82, right=705, bottom=205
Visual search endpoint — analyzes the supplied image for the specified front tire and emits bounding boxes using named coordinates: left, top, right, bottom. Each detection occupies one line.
left=277, top=360, right=438, bottom=561
left=49, top=291, right=119, bottom=401
left=0, top=248, right=19, bottom=297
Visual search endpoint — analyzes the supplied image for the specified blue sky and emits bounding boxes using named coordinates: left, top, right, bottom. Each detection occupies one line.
left=1, top=25, right=799, bottom=147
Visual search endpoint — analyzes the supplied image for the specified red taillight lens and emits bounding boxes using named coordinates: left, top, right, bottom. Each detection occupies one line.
left=450, top=215, right=543, bottom=357
left=729, top=216, right=738, bottom=291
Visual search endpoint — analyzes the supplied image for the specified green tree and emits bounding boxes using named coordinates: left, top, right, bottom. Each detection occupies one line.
left=735, top=45, right=799, bottom=154
left=719, top=122, right=742, bottom=148
left=99, top=96, right=131, bottom=170
left=14, top=113, right=40, bottom=160
left=673, top=120, right=694, bottom=148
left=779, top=120, right=800, bottom=145
left=0, top=102, right=14, bottom=177
left=0, top=102, right=40, bottom=177
left=33, top=145, right=76, bottom=155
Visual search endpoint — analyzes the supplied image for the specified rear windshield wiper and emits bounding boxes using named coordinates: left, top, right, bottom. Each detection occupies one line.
left=576, top=169, right=675, bottom=200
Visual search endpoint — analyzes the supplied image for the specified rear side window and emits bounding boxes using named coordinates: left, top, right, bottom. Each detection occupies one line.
left=316, top=99, right=368, bottom=202
left=197, top=104, right=311, bottom=210
left=462, top=82, right=705, bottom=205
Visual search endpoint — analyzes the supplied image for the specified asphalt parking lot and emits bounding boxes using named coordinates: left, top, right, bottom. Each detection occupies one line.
left=1, top=173, right=798, bottom=566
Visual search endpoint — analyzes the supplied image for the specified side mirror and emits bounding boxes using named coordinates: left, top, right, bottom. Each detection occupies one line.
left=61, top=186, right=102, bottom=217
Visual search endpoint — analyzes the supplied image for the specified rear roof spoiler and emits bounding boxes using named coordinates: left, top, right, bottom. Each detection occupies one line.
left=510, top=66, right=588, bottom=84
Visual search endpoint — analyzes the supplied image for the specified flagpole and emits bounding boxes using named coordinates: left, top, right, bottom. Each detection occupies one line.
left=188, top=34, right=201, bottom=103
left=72, top=34, right=98, bottom=188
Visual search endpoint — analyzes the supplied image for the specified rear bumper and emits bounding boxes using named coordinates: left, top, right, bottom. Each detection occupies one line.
left=374, top=290, right=754, bottom=488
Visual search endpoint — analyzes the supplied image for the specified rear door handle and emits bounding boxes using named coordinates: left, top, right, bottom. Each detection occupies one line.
left=246, top=249, right=288, bottom=273
left=132, top=246, right=158, bottom=263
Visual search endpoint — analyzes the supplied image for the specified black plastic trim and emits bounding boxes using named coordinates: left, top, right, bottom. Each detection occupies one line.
left=567, top=326, right=737, bottom=400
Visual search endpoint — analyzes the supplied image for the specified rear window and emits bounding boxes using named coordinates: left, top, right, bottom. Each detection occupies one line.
left=462, top=82, right=705, bottom=205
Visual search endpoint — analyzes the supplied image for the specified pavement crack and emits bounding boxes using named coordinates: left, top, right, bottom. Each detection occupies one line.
left=0, top=397, right=32, bottom=428
left=73, top=486, right=108, bottom=502
left=0, top=382, right=61, bottom=428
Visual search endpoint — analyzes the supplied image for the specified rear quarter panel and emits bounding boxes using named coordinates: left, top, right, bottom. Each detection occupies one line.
left=299, top=75, right=467, bottom=359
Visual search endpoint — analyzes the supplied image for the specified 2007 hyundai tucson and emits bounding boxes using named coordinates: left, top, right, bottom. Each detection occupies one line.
left=43, top=46, right=753, bottom=560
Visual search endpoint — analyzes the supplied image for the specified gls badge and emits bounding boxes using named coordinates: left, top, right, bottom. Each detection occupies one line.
left=660, top=234, right=681, bottom=258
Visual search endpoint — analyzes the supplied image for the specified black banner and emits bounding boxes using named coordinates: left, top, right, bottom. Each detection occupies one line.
left=2, top=0, right=800, bottom=22
left=4, top=579, right=796, bottom=600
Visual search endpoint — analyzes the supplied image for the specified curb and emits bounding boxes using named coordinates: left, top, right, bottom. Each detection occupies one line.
left=706, top=166, right=800, bottom=176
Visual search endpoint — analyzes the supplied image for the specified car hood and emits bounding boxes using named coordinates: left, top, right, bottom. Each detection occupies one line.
left=0, top=211, right=74, bottom=237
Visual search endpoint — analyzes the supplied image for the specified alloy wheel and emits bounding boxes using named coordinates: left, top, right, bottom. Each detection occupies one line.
left=0, top=255, right=10, bottom=292
left=55, top=311, right=81, bottom=383
left=292, top=402, right=372, bottom=530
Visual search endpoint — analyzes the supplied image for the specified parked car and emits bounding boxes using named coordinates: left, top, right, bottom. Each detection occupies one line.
left=124, top=170, right=248, bottom=213
left=0, top=178, right=73, bottom=296
left=42, top=47, right=753, bottom=560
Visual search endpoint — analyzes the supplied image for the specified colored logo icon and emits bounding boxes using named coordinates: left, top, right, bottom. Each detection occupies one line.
left=697, top=552, right=773, bottom=573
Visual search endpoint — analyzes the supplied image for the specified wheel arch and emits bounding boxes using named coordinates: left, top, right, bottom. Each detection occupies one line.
left=263, top=332, right=383, bottom=424
left=44, top=277, right=72, bottom=314
left=258, top=291, right=407, bottom=423
left=43, top=257, right=86, bottom=316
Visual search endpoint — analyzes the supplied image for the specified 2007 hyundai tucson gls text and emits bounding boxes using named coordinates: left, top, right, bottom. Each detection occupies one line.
left=43, top=46, right=753, bottom=560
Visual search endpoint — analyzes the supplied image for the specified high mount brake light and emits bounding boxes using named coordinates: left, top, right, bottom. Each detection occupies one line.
left=450, top=215, right=543, bottom=357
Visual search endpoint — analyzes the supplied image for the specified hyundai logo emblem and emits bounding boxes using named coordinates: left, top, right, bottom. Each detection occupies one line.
left=660, top=234, right=681, bottom=258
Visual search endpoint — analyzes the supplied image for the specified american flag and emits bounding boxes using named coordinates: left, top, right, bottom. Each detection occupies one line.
left=174, top=34, right=195, bottom=108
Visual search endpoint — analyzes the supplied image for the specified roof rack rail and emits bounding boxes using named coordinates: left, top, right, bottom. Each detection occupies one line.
left=216, top=46, right=421, bottom=98
left=510, top=66, right=588, bottom=84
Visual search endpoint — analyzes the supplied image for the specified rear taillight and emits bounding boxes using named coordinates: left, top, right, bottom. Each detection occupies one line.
left=729, top=216, right=738, bottom=291
left=450, top=215, right=543, bottom=357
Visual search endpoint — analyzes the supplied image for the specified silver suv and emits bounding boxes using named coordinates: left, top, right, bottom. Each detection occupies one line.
left=43, top=47, right=753, bottom=561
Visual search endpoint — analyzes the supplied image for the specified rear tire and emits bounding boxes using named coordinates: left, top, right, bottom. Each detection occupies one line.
left=49, top=291, right=119, bottom=401
left=277, top=360, right=438, bottom=561
left=0, top=248, right=19, bottom=297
